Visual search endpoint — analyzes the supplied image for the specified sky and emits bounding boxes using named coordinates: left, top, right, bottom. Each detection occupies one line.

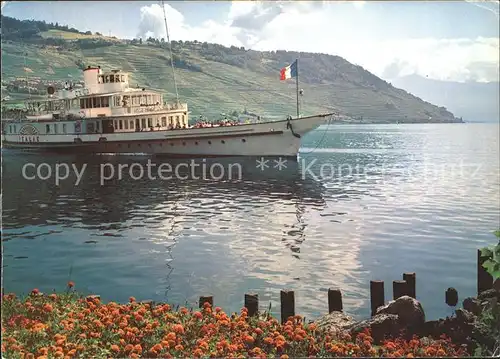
left=2, top=1, right=499, bottom=83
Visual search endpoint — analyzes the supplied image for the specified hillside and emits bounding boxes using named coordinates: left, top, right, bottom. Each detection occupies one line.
left=0, top=15, right=461, bottom=123
left=391, top=75, right=499, bottom=123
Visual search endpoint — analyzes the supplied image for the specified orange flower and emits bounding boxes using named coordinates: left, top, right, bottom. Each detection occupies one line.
left=43, top=303, right=53, bottom=313
left=174, top=344, right=184, bottom=351
left=31, top=288, right=40, bottom=295
left=193, top=349, right=204, bottom=357
left=67, top=281, right=75, bottom=288
left=194, top=311, right=203, bottom=320
left=133, top=344, right=142, bottom=353
left=407, top=354, right=414, bottom=358
left=280, top=355, right=289, bottom=359
left=129, top=296, right=136, bottom=303
left=425, top=347, right=437, bottom=356
left=255, top=328, right=263, bottom=335
left=437, top=349, right=446, bottom=356
left=110, top=345, right=120, bottom=353
left=173, top=324, right=184, bottom=334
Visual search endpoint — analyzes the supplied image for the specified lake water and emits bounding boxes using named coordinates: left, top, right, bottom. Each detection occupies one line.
left=2, top=123, right=499, bottom=321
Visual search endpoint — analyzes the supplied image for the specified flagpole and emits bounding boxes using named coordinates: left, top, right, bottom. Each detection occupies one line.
left=295, top=59, right=299, bottom=118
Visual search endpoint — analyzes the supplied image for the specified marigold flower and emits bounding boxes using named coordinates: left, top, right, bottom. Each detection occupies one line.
left=173, top=324, right=184, bottom=334
left=174, top=344, right=184, bottom=351
left=129, top=296, right=136, bottom=303
left=280, top=355, right=289, bottom=359
left=110, top=345, right=120, bottom=353
left=43, top=303, right=53, bottom=313
left=194, top=311, right=203, bottom=320
left=31, top=288, right=40, bottom=295
left=67, top=281, right=75, bottom=288
left=244, top=335, right=255, bottom=344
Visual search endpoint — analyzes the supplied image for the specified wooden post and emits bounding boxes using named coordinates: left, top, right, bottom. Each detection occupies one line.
left=393, top=280, right=407, bottom=300
left=370, top=280, right=385, bottom=316
left=328, top=288, right=343, bottom=313
left=280, top=290, right=295, bottom=324
left=199, top=295, right=213, bottom=308
left=445, top=287, right=458, bottom=307
left=478, top=249, right=493, bottom=295
left=244, top=293, right=259, bottom=317
left=403, top=273, right=416, bottom=299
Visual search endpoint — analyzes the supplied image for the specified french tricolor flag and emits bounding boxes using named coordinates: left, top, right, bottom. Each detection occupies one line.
left=280, top=60, right=298, bottom=81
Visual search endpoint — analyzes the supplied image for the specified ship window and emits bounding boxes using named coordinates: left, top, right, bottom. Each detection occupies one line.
left=114, top=120, right=118, bottom=129
left=63, top=124, right=67, bottom=133
left=124, top=120, right=129, bottom=130
left=46, top=124, right=50, bottom=133
left=101, top=96, right=109, bottom=107
left=114, top=96, right=120, bottom=107
left=119, top=120, right=123, bottom=130
left=96, top=122, right=100, bottom=131
left=168, top=116, right=173, bottom=125
left=147, top=118, right=152, bottom=127
left=110, top=75, right=114, bottom=83
left=130, top=120, right=134, bottom=129
left=86, top=98, right=91, bottom=109
left=141, top=118, right=146, bottom=128
left=92, top=97, right=98, bottom=108
left=80, top=99, right=85, bottom=109
left=105, top=75, right=109, bottom=83
left=121, top=75, right=125, bottom=82
left=161, top=117, right=166, bottom=127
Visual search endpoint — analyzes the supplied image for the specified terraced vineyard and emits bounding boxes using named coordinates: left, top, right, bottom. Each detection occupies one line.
left=1, top=24, right=461, bottom=123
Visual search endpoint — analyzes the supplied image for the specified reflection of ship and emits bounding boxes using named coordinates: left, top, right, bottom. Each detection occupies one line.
left=2, top=154, right=326, bottom=231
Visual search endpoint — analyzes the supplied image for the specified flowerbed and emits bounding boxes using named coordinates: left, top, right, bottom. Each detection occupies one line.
left=2, top=284, right=469, bottom=358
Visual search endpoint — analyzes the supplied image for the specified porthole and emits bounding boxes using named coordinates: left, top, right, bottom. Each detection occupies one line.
left=221, top=140, right=225, bottom=144
left=208, top=141, right=212, bottom=145
left=195, top=141, right=198, bottom=145
left=182, top=142, right=186, bottom=146
left=242, top=139, right=246, bottom=143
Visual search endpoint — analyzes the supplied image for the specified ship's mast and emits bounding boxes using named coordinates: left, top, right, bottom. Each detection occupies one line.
left=161, top=0, right=180, bottom=104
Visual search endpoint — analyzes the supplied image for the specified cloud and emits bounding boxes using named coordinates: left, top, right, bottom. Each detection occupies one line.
left=136, top=1, right=499, bottom=83
left=136, top=3, right=242, bottom=47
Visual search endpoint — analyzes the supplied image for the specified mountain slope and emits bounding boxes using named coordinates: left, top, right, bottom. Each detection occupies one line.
left=0, top=15, right=461, bottom=123
left=391, top=75, right=499, bottom=123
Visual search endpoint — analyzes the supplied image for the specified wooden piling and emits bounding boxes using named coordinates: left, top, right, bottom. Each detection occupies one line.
left=370, top=280, right=385, bottom=316
left=199, top=295, right=213, bottom=308
left=445, top=287, right=458, bottom=307
left=478, top=249, right=493, bottom=295
left=244, top=293, right=259, bottom=317
left=280, top=290, right=295, bottom=324
left=393, top=280, right=408, bottom=300
left=403, top=273, right=416, bottom=299
left=328, top=288, right=343, bottom=313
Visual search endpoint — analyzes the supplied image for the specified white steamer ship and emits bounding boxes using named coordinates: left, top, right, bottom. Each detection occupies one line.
left=1, top=4, right=333, bottom=158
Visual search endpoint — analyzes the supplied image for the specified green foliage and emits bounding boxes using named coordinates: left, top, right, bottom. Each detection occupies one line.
left=480, top=230, right=500, bottom=281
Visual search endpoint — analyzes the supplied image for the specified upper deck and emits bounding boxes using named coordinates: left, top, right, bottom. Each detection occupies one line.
left=2, top=65, right=188, bottom=122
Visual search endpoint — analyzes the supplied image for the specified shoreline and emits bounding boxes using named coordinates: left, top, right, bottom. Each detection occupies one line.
left=2, top=284, right=498, bottom=358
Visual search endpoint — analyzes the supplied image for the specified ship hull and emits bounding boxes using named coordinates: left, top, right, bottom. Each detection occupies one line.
left=2, top=114, right=332, bottom=157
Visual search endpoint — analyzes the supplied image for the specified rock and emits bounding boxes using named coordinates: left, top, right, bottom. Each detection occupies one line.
left=478, top=289, right=500, bottom=302
left=376, top=295, right=425, bottom=329
left=349, top=314, right=400, bottom=343
left=315, top=311, right=356, bottom=335
left=463, top=297, right=482, bottom=316
left=455, top=308, right=475, bottom=324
